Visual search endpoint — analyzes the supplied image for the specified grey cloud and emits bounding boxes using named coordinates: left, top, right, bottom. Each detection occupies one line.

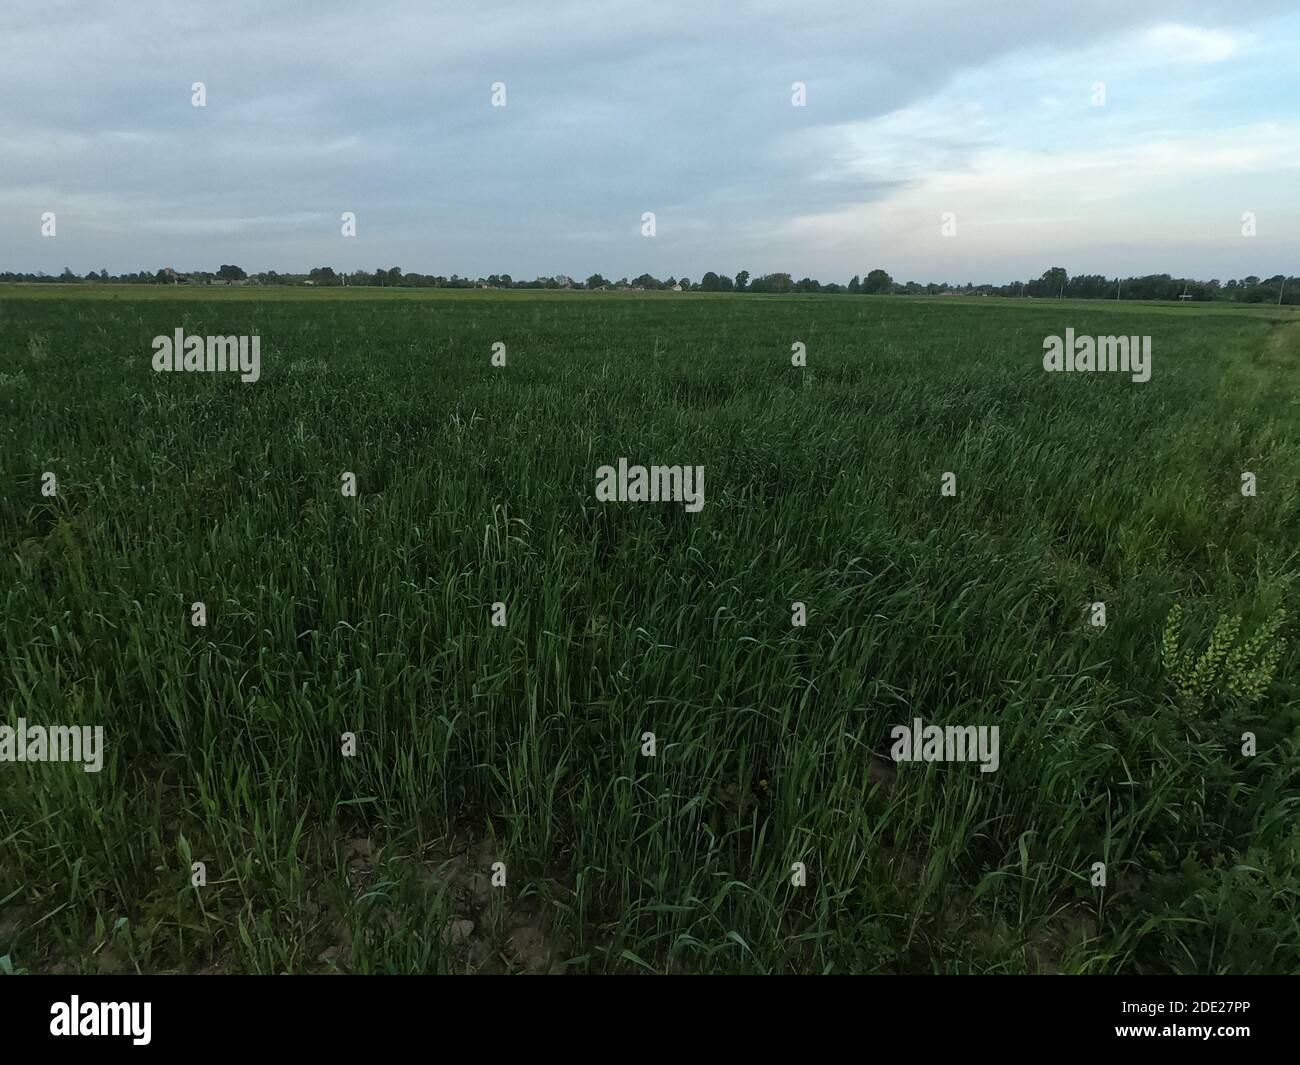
left=1, top=0, right=1293, bottom=278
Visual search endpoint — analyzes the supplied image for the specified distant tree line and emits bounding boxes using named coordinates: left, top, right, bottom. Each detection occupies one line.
left=2, top=265, right=1297, bottom=304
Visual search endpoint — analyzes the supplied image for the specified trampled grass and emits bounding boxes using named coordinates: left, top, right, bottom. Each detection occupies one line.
left=1, top=287, right=1297, bottom=973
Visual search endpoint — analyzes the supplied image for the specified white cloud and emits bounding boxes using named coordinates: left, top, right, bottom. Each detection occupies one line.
left=778, top=123, right=1300, bottom=278
left=1141, top=24, right=1244, bottom=64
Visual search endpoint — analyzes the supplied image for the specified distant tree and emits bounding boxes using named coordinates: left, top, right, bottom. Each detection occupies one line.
left=308, top=266, right=339, bottom=286
left=1064, top=273, right=1109, bottom=299
left=734, top=270, right=750, bottom=292
left=585, top=273, right=610, bottom=289
left=862, top=269, right=892, bottom=294
left=1040, top=266, right=1068, bottom=297
left=750, top=272, right=793, bottom=293
left=60, top=267, right=78, bottom=282
left=848, top=274, right=862, bottom=294
left=216, top=264, right=247, bottom=280
left=699, top=271, right=721, bottom=291
left=678, top=277, right=691, bottom=290
left=154, top=269, right=170, bottom=284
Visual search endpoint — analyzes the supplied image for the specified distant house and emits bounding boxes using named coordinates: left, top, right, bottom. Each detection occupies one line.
left=670, top=283, right=682, bottom=292
left=163, top=267, right=191, bottom=285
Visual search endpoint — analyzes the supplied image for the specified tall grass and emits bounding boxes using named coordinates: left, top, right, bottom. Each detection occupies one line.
left=1, top=291, right=1297, bottom=973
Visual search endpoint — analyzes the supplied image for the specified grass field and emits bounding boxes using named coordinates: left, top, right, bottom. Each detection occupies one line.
left=1, top=285, right=1297, bottom=974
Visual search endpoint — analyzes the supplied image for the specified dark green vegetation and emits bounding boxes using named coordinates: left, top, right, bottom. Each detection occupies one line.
left=1, top=286, right=1297, bottom=974
left=7, top=263, right=1299, bottom=303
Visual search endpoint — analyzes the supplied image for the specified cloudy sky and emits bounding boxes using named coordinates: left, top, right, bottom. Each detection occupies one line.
left=3, top=0, right=1297, bottom=283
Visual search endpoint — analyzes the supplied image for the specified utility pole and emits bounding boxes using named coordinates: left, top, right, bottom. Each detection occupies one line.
left=1279, top=278, right=1286, bottom=305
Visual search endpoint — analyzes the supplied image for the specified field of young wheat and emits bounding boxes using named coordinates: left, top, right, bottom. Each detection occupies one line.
left=1, top=286, right=1297, bottom=973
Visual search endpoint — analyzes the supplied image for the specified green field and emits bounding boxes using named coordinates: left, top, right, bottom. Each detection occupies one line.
left=1, top=285, right=1297, bottom=974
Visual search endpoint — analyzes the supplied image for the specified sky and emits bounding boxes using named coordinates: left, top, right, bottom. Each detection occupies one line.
left=2, top=0, right=1298, bottom=283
